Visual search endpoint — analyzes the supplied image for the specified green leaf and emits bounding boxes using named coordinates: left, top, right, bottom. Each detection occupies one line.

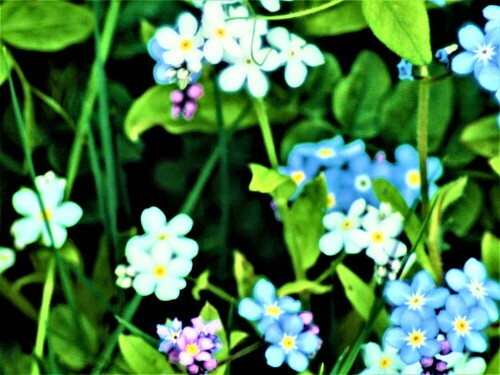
left=248, top=163, right=297, bottom=206
left=0, top=2, right=94, bottom=52
left=192, top=269, right=210, bottom=301
left=296, top=1, right=367, bottom=37
left=0, top=44, right=12, bottom=87
left=444, top=179, right=482, bottom=237
left=482, top=232, right=500, bottom=280
left=277, top=280, right=332, bottom=296
left=118, top=335, right=176, bottom=374
left=442, top=127, right=477, bottom=169
left=199, top=302, right=229, bottom=375
left=489, top=155, right=500, bottom=175
left=486, top=350, right=500, bottom=375
left=229, top=330, right=249, bottom=350
left=460, top=114, right=499, bottom=158
left=372, top=178, right=435, bottom=278
left=49, top=304, right=98, bottom=371
left=362, top=0, right=432, bottom=65
left=283, top=175, right=328, bottom=274
left=233, top=250, right=258, bottom=299
left=124, top=82, right=299, bottom=141
left=336, top=263, right=389, bottom=337
left=491, top=185, right=500, bottom=224
left=332, top=50, right=391, bottom=138
left=140, top=19, right=156, bottom=46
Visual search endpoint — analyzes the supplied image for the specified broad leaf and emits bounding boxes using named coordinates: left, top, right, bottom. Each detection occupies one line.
left=460, top=114, right=499, bottom=158
left=444, top=180, right=482, bottom=237
left=489, top=155, right=500, bottom=175
left=192, top=269, right=210, bottom=301
left=336, top=263, right=389, bottom=337
left=199, top=302, right=229, bottom=375
left=248, top=163, right=296, bottom=206
left=229, top=330, right=249, bottom=350
left=362, top=0, right=432, bottom=65
left=482, top=232, right=500, bottom=280
left=277, top=280, right=332, bottom=296
left=118, top=335, right=176, bottom=374
left=0, top=44, right=12, bottom=87
left=0, top=2, right=94, bottom=52
left=233, top=250, right=258, bottom=299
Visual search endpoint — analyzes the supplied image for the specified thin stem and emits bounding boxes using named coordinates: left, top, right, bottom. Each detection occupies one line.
left=205, top=282, right=237, bottom=305
left=314, top=253, right=346, bottom=284
left=417, top=78, right=430, bottom=219
left=252, top=98, right=279, bottom=169
left=218, top=341, right=265, bottom=366
left=0, top=275, right=38, bottom=321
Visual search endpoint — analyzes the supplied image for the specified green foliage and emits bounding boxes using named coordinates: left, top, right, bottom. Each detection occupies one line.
left=199, top=302, right=229, bottom=375
left=444, top=180, right=482, bottom=237
left=332, top=50, right=391, bottom=139
left=0, top=2, right=94, bottom=52
left=362, top=0, right=432, bottom=65
left=482, top=232, right=500, bottom=280
left=336, top=263, right=389, bottom=337
left=229, top=331, right=249, bottom=350
left=118, top=334, right=176, bottom=374
left=489, top=155, right=500, bottom=175
left=461, top=114, right=500, bottom=158
left=248, top=163, right=296, bottom=206
left=486, top=350, right=500, bottom=375
left=49, top=304, right=98, bottom=371
left=277, top=279, right=332, bottom=296
left=233, top=250, right=258, bottom=299
left=192, top=269, right=211, bottom=300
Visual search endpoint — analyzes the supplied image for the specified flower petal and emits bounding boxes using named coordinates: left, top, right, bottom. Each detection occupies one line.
left=451, top=52, right=476, bottom=75
left=178, top=13, right=199, bottom=36
left=12, top=188, right=40, bottom=216
left=141, top=207, right=167, bottom=235
left=166, top=214, right=193, bottom=236
left=463, top=258, right=487, bottom=281
left=287, top=349, right=309, bottom=372
left=218, top=64, right=247, bottom=92
left=11, top=217, right=42, bottom=248
left=238, top=298, right=264, bottom=320
left=132, top=273, right=156, bottom=296
left=247, top=68, right=269, bottom=98
left=319, top=230, right=343, bottom=256
left=285, top=59, right=307, bottom=88
left=265, top=345, right=285, bottom=368
left=170, top=237, right=199, bottom=259
left=53, top=202, right=83, bottom=227
left=458, top=24, right=485, bottom=51
left=301, top=44, right=324, bottom=66
left=464, top=331, right=487, bottom=353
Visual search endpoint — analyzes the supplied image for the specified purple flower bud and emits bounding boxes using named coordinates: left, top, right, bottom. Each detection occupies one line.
left=299, top=311, right=314, bottom=326
left=436, top=361, right=448, bottom=372
left=187, top=363, right=199, bottom=375
left=420, top=356, right=434, bottom=368
left=440, top=339, right=451, bottom=355
left=374, top=151, right=386, bottom=162
left=204, top=358, right=218, bottom=371
left=183, top=101, right=197, bottom=120
left=187, top=83, right=204, bottom=100
left=170, top=90, right=184, bottom=104
left=172, top=104, right=182, bottom=118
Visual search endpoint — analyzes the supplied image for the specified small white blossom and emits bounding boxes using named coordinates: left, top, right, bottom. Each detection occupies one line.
left=0, top=247, right=15, bottom=273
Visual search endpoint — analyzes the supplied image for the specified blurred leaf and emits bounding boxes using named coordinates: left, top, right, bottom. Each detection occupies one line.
left=444, top=179, right=482, bottom=237
left=0, top=44, right=12, bottom=87
left=489, top=155, right=500, bottom=175
left=248, top=163, right=296, bottom=206
left=192, top=269, right=210, bottom=301
left=332, top=50, right=391, bottom=138
left=280, top=119, right=337, bottom=163
left=49, top=304, right=98, bottom=371
left=490, top=185, right=500, bottom=223
left=0, top=2, right=94, bottom=52
left=296, top=1, right=367, bottom=36
left=277, top=280, right=332, bottom=297
left=442, top=127, right=477, bottom=169
left=233, top=250, right=257, bottom=299
left=283, top=175, right=327, bottom=273
left=372, top=178, right=435, bottom=279
left=154, top=159, right=189, bottom=195
left=482, top=232, right=500, bottom=280
left=486, top=350, right=500, bottom=375
left=124, top=83, right=298, bottom=141
left=362, top=0, right=432, bottom=65
left=199, top=302, right=229, bottom=375
left=118, top=335, right=176, bottom=374
left=229, top=330, right=248, bottom=350
left=336, top=263, right=389, bottom=337
left=140, top=19, right=156, bottom=45
left=460, top=114, right=499, bottom=158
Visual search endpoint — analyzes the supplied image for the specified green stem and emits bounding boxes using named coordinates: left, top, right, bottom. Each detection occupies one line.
left=205, top=281, right=237, bottom=304
left=218, top=341, right=265, bottom=366
left=252, top=98, right=279, bottom=169
left=314, top=253, right=346, bottom=284
left=31, top=258, right=56, bottom=375
left=417, top=78, right=430, bottom=220
left=65, top=0, right=121, bottom=199
left=0, top=275, right=38, bottom=321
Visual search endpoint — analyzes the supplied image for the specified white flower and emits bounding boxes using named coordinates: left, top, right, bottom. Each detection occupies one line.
left=218, top=35, right=280, bottom=98
left=129, top=243, right=192, bottom=301
left=0, top=247, right=15, bottom=273
left=360, top=342, right=406, bottom=375
left=201, top=1, right=243, bottom=64
left=125, top=207, right=198, bottom=260
left=319, top=198, right=368, bottom=256
left=154, top=12, right=204, bottom=67
left=10, top=171, right=83, bottom=249
left=437, top=352, right=487, bottom=375
left=357, top=203, right=407, bottom=265
left=259, top=0, right=292, bottom=13
left=226, top=4, right=268, bottom=38
left=267, top=27, right=324, bottom=88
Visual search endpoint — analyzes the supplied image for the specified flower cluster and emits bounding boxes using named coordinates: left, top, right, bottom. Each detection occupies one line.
left=10, top=171, right=83, bottom=249
left=448, top=5, right=500, bottom=103
left=381, top=258, right=499, bottom=373
left=238, top=279, right=322, bottom=372
left=279, top=136, right=442, bottom=212
left=157, top=316, right=222, bottom=374
left=320, top=199, right=408, bottom=273
left=115, top=207, right=198, bottom=301
left=148, top=0, right=324, bottom=118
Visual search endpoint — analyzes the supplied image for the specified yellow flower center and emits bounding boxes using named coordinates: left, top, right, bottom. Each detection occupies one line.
left=380, top=356, right=391, bottom=369
left=317, top=148, right=335, bottom=158
left=186, top=343, right=199, bottom=356
left=327, top=193, right=336, bottom=209
left=157, top=233, right=169, bottom=240
left=280, top=334, right=297, bottom=353
left=405, top=292, right=426, bottom=310
left=291, top=171, right=305, bottom=185
left=180, top=39, right=193, bottom=51
left=265, top=304, right=281, bottom=317
left=407, top=330, right=425, bottom=348
left=453, top=316, right=470, bottom=336
left=342, top=219, right=352, bottom=230
left=153, top=265, right=167, bottom=278
left=371, top=231, right=384, bottom=244
left=215, top=27, right=226, bottom=38
left=406, top=170, right=421, bottom=187
left=39, top=210, right=53, bottom=220
left=467, top=280, right=487, bottom=299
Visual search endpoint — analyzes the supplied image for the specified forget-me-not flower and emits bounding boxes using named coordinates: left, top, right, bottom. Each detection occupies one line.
left=158, top=318, right=183, bottom=354
left=0, top=247, right=15, bottom=273
left=397, top=59, right=414, bottom=81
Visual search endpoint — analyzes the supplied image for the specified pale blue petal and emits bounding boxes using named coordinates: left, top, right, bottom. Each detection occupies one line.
left=219, top=64, right=246, bottom=92
left=301, top=44, right=324, bottom=66
left=395, top=145, right=418, bottom=166
left=411, top=270, right=435, bottom=294
left=166, top=214, right=193, bottom=236
left=41, top=223, right=67, bottom=249
left=247, top=68, right=269, bottom=98
left=469, top=306, right=490, bottom=330
left=133, top=273, right=156, bottom=296
left=426, top=287, right=449, bottom=309
left=460, top=356, right=487, bottom=374
left=319, top=230, right=343, bottom=256
left=485, top=280, right=500, bottom=299
left=266, top=27, right=290, bottom=50
left=448, top=331, right=464, bottom=352
left=420, top=338, right=440, bottom=357
left=287, top=349, right=309, bottom=372
left=384, top=280, right=412, bottom=306
left=423, top=317, right=439, bottom=338
left=281, top=314, right=304, bottom=335
left=446, top=295, right=467, bottom=316
left=400, top=346, right=420, bottom=365
left=296, top=332, right=318, bottom=354
left=254, top=279, right=276, bottom=305
left=451, top=52, right=477, bottom=75
left=464, top=331, right=487, bottom=352
left=400, top=310, right=422, bottom=332
left=284, top=59, right=307, bottom=88
left=463, top=258, right=487, bottom=281
left=265, top=345, right=285, bottom=368
left=11, top=217, right=43, bottom=248
left=264, top=323, right=283, bottom=345
left=170, top=237, right=198, bottom=259
left=277, top=296, right=301, bottom=313
left=458, top=24, right=485, bottom=51
left=53, top=202, right=83, bottom=227
left=445, top=269, right=468, bottom=292
left=478, top=297, right=498, bottom=322
left=141, top=207, right=166, bottom=235
left=178, top=12, right=198, bottom=37
left=155, top=277, right=185, bottom=301
left=167, top=257, right=192, bottom=277
left=12, top=188, right=39, bottom=216
left=384, top=327, right=406, bottom=349
left=238, top=298, right=264, bottom=320
left=362, top=342, right=383, bottom=368
left=477, top=64, right=500, bottom=91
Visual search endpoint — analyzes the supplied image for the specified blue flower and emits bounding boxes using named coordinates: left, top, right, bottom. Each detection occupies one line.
left=397, top=59, right=414, bottom=81
left=384, top=310, right=441, bottom=365
left=158, top=318, right=183, bottom=354
left=437, top=295, right=489, bottom=353
left=484, top=5, right=500, bottom=42
left=392, top=144, right=442, bottom=207
left=445, top=258, right=500, bottom=322
left=264, top=314, right=320, bottom=372
left=385, top=270, right=449, bottom=324
left=238, top=279, right=301, bottom=334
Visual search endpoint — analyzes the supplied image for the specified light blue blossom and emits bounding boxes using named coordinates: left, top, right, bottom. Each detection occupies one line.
left=158, top=318, right=183, bottom=353
left=384, top=310, right=441, bottom=365
left=437, top=294, right=489, bottom=353
left=360, top=342, right=405, bottom=375
left=437, top=352, right=487, bottom=375
left=11, top=171, right=83, bottom=249
left=264, top=314, right=320, bottom=372
left=0, top=247, right=15, bottom=273
left=238, top=279, right=301, bottom=334
left=385, top=270, right=449, bottom=325
left=397, top=59, right=414, bottom=81
left=445, top=258, right=500, bottom=322
left=484, top=5, right=500, bottom=43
